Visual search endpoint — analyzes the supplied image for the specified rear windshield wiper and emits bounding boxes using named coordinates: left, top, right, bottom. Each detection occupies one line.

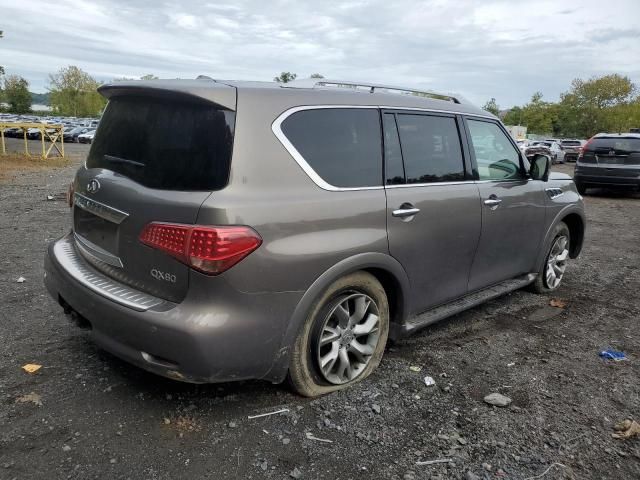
left=103, top=154, right=145, bottom=168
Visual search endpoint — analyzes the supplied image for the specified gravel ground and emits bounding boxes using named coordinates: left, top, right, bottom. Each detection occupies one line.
left=1, top=143, right=639, bottom=479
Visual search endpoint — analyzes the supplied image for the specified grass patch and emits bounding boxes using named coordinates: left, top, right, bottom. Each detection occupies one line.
left=0, top=153, right=75, bottom=180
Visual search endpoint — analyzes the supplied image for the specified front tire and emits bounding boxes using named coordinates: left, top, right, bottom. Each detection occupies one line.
left=529, top=222, right=570, bottom=293
left=288, top=271, right=389, bottom=397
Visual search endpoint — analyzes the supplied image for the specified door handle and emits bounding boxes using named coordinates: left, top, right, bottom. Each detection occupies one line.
left=392, top=205, right=420, bottom=218
left=483, top=195, right=502, bottom=210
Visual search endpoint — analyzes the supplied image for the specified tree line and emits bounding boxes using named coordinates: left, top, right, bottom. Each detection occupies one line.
left=483, top=74, right=640, bottom=138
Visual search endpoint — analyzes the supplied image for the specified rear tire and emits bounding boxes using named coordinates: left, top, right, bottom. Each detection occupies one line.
left=528, top=222, right=571, bottom=294
left=287, top=271, right=389, bottom=397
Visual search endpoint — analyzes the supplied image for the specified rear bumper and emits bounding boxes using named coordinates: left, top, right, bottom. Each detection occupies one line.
left=574, top=172, right=640, bottom=188
left=44, top=234, right=303, bottom=383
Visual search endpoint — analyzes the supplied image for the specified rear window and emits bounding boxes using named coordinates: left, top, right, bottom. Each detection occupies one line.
left=280, top=108, right=382, bottom=188
left=587, top=137, right=640, bottom=153
left=86, top=96, right=235, bottom=191
left=561, top=140, right=581, bottom=146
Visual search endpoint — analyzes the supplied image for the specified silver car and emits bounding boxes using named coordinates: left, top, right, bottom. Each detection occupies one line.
left=44, top=78, right=586, bottom=396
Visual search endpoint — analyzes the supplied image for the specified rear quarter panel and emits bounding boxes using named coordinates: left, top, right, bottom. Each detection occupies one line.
left=195, top=89, right=389, bottom=294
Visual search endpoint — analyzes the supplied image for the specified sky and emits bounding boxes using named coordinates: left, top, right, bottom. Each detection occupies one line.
left=2, top=0, right=639, bottom=107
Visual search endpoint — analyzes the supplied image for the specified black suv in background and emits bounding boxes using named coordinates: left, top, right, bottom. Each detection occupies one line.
left=574, top=133, right=640, bottom=194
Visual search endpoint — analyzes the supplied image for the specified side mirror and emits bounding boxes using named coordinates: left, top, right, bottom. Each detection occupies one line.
left=529, top=154, right=550, bottom=181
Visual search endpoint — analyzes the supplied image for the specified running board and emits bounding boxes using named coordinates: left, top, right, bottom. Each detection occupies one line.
left=395, top=274, right=537, bottom=339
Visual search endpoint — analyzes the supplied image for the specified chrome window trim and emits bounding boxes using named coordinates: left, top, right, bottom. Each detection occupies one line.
left=74, top=193, right=129, bottom=224
left=271, top=105, right=495, bottom=192
left=74, top=232, right=124, bottom=268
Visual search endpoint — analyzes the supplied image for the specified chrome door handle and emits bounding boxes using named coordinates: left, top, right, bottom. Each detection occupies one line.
left=483, top=195, right=502, bottom=210
left=392, top=207, right=420, bottom=218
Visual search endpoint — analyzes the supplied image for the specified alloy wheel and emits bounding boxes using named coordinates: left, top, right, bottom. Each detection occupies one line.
left=315, top=292, right=380, bottom=385
left=545, top=235, right=569, bottom=289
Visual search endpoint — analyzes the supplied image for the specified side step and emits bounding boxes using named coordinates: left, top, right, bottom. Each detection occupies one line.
left=396, top=274, right=536, bottom=339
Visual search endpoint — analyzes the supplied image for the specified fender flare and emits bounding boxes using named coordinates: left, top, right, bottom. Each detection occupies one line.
left=535, top=205, right=586, bottom=268
left=262, top=252, right=411, bottom=383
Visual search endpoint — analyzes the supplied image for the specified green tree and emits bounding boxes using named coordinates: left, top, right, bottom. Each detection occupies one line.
left=503, top=106, right=524, bottom=125
left=48, top=66, right=106, bottom=117
left=0, top=30, right=4, bottom=76
left=274, top=72, right=297, bottom=83
left=4, top=74, right=31, bottom=113
left=559, top=74, right=637, bottom=137
left=309, top=73, right=324, bottom=79
left=482, top=97, right=500, bottom=116
left=140, top=74, right=158, bottom=80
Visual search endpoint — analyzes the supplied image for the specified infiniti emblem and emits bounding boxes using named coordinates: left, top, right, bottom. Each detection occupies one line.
left=87, top=179, right=101, bottom=194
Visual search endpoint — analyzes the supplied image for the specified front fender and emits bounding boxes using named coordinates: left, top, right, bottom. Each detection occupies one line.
left=535, top=204, right=586, bottom=269
left=262, top=252, right=410, bottom=383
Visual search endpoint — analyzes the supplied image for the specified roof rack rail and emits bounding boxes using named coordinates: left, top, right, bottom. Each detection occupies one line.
left=284, top=79, right=463, bottom=104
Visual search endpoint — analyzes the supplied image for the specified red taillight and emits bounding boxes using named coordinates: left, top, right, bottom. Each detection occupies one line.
left=66, top=181, right=75, bottom=208
left=139, top=223, right=262, bottom=275
left=578, top=137, right=594, bottom=158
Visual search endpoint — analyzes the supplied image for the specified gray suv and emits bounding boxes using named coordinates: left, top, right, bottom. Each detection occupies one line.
left=44, top=79, right=586, bottom=396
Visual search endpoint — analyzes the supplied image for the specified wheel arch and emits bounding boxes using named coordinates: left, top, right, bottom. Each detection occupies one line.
left=535, top=205, right=586, bottom=269
left=262, top=252, right=411, bottom=383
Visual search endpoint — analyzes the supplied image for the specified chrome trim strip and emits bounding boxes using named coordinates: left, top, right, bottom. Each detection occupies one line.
left=74, top=233, right=124, bottom=268
left=53, top=237, right=163, bottom=312
left=271, top=104, right=494, bottom=192
left=74, top=193, right=129, bottom=224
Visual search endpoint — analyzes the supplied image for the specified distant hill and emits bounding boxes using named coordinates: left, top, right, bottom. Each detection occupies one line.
left=31, top=92, right=50, bottom=105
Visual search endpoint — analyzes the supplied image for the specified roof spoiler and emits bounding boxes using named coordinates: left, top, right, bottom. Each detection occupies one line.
left=98, top=79, right=237, bottom=110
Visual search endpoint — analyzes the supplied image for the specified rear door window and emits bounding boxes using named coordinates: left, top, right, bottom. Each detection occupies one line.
left=467, top=120, right=522, bottom=181
left=86, top=96, right=235, bottom=191
left=280, top=108, right=382, bottom=188
left=394, top=114, right=465, bottom=183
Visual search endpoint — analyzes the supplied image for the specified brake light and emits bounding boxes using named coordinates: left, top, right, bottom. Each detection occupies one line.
left=139, top=223, right=262, bottom=275
left=578, top=137, right=594, bottom=158
left=66, top=181, right=75, bottom=208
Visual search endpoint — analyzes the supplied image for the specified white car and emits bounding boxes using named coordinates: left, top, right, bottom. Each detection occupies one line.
left=531, top=141, right=565, bottom=163
left=77, top=130, right=96, bottom=144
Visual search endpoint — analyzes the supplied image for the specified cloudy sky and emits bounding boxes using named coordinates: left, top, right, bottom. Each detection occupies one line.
left=2, top=0, right=639, bottom=106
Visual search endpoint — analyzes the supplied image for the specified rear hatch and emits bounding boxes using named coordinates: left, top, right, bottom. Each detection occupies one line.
left=73, top=82, right=236, bottom=303
left=560, top=140, right=582, bottom=154
left=580, top=137, right=640, bottom=166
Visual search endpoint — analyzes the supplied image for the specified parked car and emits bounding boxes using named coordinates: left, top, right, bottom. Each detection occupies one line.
left=44, top=78, right=585, bottom=396
left=574, top=133, right=640, bottom=194
left=560, top=139, right=585, bottom=162
left=531, top=141, right=565, bottom=163
left=64, top=127, right=93, bottom=143
left=77, top=130, right=96, bottom=144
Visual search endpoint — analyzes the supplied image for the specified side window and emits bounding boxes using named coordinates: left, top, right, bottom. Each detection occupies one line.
left=382, top=113, right=405, bottom=185
left=467, top=120, right=522, bottom=181
left=395, top=114, right=465, bottom=183
left=281, top=108, right=382, bottom=188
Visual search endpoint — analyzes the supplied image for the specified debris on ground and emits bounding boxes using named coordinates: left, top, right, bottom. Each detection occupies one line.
left=599, top=349, right=628, bottom=361
left=21, top=363, right=42, bottom=374
left=612, top=419, right=640, bottom=439
left=289, top=466, right=302, bottom=479
left=423, top=376, right=436, bottom=387
left=483, top=393, right=512, bottom=407
left=305, top=432, right=333, bottom=443
left=549, top=298, right=567, bottom=308
left=46, top=195, right=54, bottom=201
left=409, top=365, right=422, bottom=372
left=16, top=276, right=26, bottom=283
left=371, top=404, right=381, bottom=414
left=523, top=462, right=566, bottom=480
left=415, top=458, right=452, bottom=466
left=247, top=408, right=289, bottom=419
left=15, top=392, right=43, bottom=406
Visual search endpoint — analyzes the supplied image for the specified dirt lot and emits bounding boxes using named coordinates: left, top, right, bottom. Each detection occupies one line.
left=1, top=141, right=639, bottom=479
